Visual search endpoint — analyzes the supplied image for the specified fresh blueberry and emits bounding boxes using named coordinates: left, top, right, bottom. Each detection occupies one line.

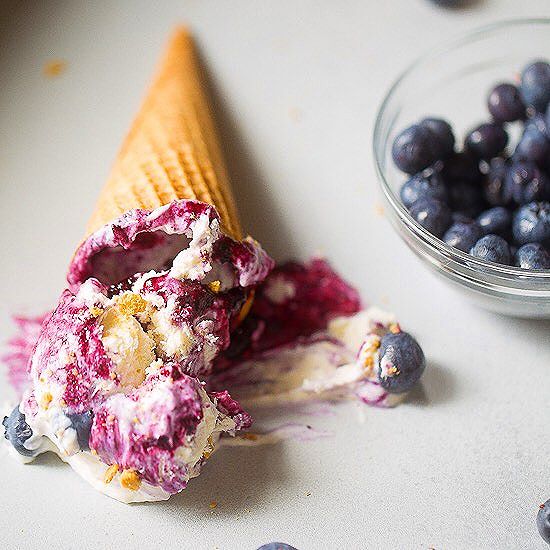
left=515, top=243, right=550, bottom=269
left=513, top=201, right=550, bottom=245
left=442, top=151, right=482, bottom=185
left=67, top=410, right=93, bottom=451
left=482, top=157, right=512, bottom=206
left=448, top=181, right=485, bottom=218
left=469, top=234, right=511, bottom=265
left=377, top=331, right=426, bottom=394
left=520, top=60, right=550, bottom=112
left=538, top=499, right=550, bottom=545
left=505, top=161, right=548, bottom=205
left=514, top=116, right=550, bottom=165
left=409, top=198, right=452, bottom=237
left=476, top=207, right=512, bottom=237
left=443, top=219, right=482, bottom=252
left=392, top=124, right=439, bottom=174
left=256, top=544, right=298, bottom=550
left=3, top=406, right=35, bottom=457
left=487, top=82, right=525, bottom=122
left=420, top=117, right=455, bottom=159
left=465, top=122, right=508, bottom=160
left=399, top=171, right=448, bottom=208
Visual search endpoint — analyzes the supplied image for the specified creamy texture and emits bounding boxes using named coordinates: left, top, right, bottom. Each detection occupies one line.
left=3, top=199, right=423, bottom=503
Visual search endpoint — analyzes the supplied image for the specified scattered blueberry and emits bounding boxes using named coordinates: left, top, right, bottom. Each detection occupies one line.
left=520, top=60, right=550, bottom=112
left=465, top=122, right=508, bottom=160
left=482, top=157, right=512, bottom=206
left=420, top=117, right=455, bottom=159
left=391, top=124, right=439, bottom=174
left=67, top=410, right=93, bottom=451
left=448, top=181, right=485, bottom=218
left=469, top=234, right=511, bottom=265
left=377, top=331, right=426, bottom=393
left=515, top=243, right=550, bottom=269
left=256, top=544, right=298, bottom=550
left=3, top=406, right=35, bottom=457
left=487, top=82, right=525, bottom=122
left=513, top=201, right=550, bottom=245
left=505, top=161, right=548, bottom=205
left=409, top=198, right=452, bottom=237
left=514, top=116, right=550, bottom=165
left=443, top=219, right=482, bottom=252
left=399, top=171, right=448, bottom=208
left=538, top=499, right=550, bottom=545
left=442, top=151, right=482, bottom=185
left=476, top=207, right=512, bottom=237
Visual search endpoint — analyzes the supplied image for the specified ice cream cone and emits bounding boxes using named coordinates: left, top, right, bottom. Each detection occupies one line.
left=85, top=27, right=242, bottom=240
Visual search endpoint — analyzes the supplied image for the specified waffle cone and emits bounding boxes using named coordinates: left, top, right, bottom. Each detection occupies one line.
left=85, top=27, right=242, bottom=240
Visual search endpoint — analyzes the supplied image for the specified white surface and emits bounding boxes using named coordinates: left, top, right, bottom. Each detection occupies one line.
left=1, top=1, right=549, bottom=549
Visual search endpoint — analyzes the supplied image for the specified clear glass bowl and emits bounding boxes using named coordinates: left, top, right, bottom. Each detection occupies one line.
left=373, top=18, right=550, bottom=319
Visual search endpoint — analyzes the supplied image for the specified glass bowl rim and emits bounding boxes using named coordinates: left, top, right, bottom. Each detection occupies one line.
left=373, top=17, right=550, bottom=283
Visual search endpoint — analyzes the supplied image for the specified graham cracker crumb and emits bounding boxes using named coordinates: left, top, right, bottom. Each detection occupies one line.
left=116, top=292, right=148, bottom=316
left=89, top=306, right=103, bottom=317
left=104, top=464, right=119, bottom=484
left=40, top=392, right=53, bottom=409
left=207, top=280, right=221, bottom=293
left=43, top=59, right=67, bottom=78
left=241, top=433, right=258, bottom=441
left=120, top=469, right=141, bottom=491
left=238, top=290, right=255, bottom=323
left=209, top=500, right=218, bottom=509
left=374, top=203, right=385, bottom=217
left=389, top=322, right=401, bottom=334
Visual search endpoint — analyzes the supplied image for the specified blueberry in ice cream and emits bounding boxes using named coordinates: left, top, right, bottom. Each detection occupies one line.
left=377, top=330, right=425, bottom=394
left=538, top=499, right=550, bottom=544
left=515, top=243, right=550, bottom=270
left=3, top=406, right=35, bottom=458
left=469, top=235, right=511, bottom=265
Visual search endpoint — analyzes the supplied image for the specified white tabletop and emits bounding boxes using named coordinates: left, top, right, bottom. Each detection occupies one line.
left=1, top=1, right=549, bottom=549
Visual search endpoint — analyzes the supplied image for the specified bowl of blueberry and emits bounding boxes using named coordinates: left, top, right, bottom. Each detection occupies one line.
left=374, top=18, right=550, bottom=318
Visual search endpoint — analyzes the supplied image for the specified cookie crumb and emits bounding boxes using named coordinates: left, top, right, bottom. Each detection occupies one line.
left=207, top=280, right=221, bottom=293
left=104, top=464, right=119, bottom=484
left=43, top=59, right=67, bottom=78
left=209, top=500, right=218, bottom=509
left=120, top=469, right=141, bottom=491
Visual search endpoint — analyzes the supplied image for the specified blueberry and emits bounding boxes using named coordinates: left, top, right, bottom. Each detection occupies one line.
left=515, top=243, right=550, bottom=270
left=538, top=499, right=550, bottom=545
left=443, top=219, right=482, bottom=252
left=482, top=157, right=512, bottom=206
left=465, top=123, right=508, bottom=160
left=409, top=198, right=452, bottom=237
left=520, top=60, right=550, bottom=112
left=420, top=117, right=455, bottom=159
left=3, top=406, right=35, bottom=457
left=448, top=181, right=485, bottom=218
left=514, top=116, right=550, bottom=165
left=392, top=124, right=439, bottom=174
left=476, top=207, right=512, bottom=237
left=487, top=82, right=525, bottom=122
left=256, top=544, right=298, bottom=550
left=469, top=235, right=511, bottom=265
left=505, top=161, right=548, bottom=205
left=67, top=410, right=93, bottom=451
left=513, top=201, right=550, bottom=246
left=442, top=151, right=482, bottom=185
left=399, top=171, right=448, bottom=208
left=377, top=331, right=426, bottom=394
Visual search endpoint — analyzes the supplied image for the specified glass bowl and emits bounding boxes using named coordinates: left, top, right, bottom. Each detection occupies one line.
left=373, top=18, right=550, bottom=319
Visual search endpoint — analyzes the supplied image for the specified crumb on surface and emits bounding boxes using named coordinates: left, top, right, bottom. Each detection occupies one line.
left=374, top=203, right=385, bottom=217
left=240, top=432, right=258, bottom=441
left=120, top=469, right=141, bottom=491
left=207, top=280, right=221, bottom=293
left=43, top=59, right=67, bottom=78
left=104, top=464, right=119, bottom=484
left=209, top=500, right=218, bottom=509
